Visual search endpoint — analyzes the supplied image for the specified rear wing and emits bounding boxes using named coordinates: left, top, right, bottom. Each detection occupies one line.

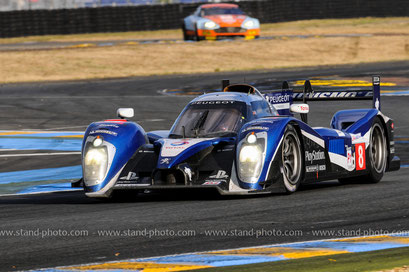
left=263, top=75, right=381, bottom=116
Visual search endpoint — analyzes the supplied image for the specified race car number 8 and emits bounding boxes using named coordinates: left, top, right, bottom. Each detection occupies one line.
left=355, top=143, right=366, bottom=170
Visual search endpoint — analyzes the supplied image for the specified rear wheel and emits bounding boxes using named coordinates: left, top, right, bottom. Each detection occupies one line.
left=365, top=118, right=387, bottom=183
left=281, top=125, right=303, bottom=193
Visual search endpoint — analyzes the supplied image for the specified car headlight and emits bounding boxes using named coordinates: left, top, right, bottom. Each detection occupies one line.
left=93, top=136, right=103, bottom=147
left=83, top=145, right=108, bottom=186
left=243, top=20, right=255, bottom=28
left=238, top=144, right=263, bottom=183
left=204, top=21, right=217, bottom=29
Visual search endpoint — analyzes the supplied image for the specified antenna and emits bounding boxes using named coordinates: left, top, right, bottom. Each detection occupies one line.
left=372, top=75, right=381, bottom=111
left=222, top=79, right=230, bottom=91
left=300, top=80, right=313, bottom=123
left=282, top=81, right=289, bottom=90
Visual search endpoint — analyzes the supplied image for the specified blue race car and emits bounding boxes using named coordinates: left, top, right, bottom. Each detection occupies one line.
left=80, top=76, right=400, bottom=198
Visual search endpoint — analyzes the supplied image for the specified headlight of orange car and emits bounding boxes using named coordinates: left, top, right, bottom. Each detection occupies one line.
left=241, top=18, right=259, bottom=29
left=204, top=21, right=219, bottom=30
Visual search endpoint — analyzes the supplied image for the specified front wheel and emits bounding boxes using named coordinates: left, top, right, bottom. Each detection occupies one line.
left=281, top=125, right=303, bottom=193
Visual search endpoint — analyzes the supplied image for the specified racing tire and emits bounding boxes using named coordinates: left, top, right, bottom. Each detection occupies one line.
left=182, top=25, right=190, bottom=41
left=194, top=26, right=202, bottom=42
left=339, top=117, right=387, bottom=184
left=363, top=118, right=387, bottom=183
left=281, top=125, right=303, bottom=193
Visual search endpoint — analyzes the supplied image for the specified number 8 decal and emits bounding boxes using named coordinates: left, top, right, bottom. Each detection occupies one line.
left=355, top=143, right=366, bottom=170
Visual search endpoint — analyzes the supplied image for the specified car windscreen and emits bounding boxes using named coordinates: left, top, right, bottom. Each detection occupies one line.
left=169, top=101, right=246, bottom=138
left=202, top=8, right=245, bottom=16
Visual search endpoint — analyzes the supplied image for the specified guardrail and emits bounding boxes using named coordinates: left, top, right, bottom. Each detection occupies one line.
left=0, top=0, right=408, bottom=38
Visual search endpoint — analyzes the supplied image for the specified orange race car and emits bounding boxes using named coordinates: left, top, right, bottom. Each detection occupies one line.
left=182, top=3, right=260, bottom=41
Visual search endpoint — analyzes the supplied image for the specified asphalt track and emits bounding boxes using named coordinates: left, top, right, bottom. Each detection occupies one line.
left=0, top=61, right=409, bottom=271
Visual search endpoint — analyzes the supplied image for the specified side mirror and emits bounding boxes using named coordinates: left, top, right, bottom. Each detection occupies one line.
left=117, top=108, right=134, bottom=119
left=290, top=104, right=309, bottom=114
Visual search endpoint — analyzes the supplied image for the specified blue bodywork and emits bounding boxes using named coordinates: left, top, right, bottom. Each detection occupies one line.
left=80, top=79, right=400, bottom=198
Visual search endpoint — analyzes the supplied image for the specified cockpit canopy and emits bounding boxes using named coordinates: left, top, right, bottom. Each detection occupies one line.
left=169, top=100, right=246, bottom=138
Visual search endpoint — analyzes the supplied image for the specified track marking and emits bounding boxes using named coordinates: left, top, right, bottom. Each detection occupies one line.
left=0, top=165, right=82, bottom=185
left=34, top=233, right=409, bottom=272
left=0, top=152, right=81, bottom=158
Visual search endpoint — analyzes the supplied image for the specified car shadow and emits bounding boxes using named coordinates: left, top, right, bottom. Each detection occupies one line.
left=0, top=179, right=357, bottom=205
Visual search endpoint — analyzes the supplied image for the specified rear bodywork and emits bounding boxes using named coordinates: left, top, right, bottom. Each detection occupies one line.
left=183, top=3, right=260, bottom=40
left=80, top=77, right=400, bottom=198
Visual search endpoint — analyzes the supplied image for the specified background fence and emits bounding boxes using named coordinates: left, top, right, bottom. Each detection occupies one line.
left=0, top=0, right=408, bottom=38
left=0, top=0, right=221, bottom=11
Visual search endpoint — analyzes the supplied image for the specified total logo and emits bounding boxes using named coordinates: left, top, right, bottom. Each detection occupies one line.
left=171, top=140, right=189, bottom=146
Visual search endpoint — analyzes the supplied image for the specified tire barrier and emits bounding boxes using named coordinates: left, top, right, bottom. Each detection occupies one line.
left=1, top=0, right=408, bottom=38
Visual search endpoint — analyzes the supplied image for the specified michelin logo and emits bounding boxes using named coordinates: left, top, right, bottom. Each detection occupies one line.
left=293, top=91, right=372, bottom=99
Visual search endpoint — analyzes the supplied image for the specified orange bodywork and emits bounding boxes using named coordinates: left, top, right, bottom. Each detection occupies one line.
left=199, top=14, right=259, bottom=39
left=185, top=3, right=260, bottom=40
left=197, top=28, right=260, bottom=39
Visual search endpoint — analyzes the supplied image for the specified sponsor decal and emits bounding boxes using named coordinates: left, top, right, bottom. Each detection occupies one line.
left=293, top=91, right=372, bottom=99
left=191, top=101, right=235, bottom=105
left=305, top=150, right=325, bottom=163
left=170, top=140, right=189, bottom=146
left=89, top=130, right=118, bottom=136
left=335, top=130, right=345, bottom=137
left=218, top=148, right=233, bottom=152
left=264, top=94, right=291, bottom=104
left=160, top=158, right=171, bottom=164
left=373, top=76, right=380, bottom=85
left=203, top=180, right=222, bottom=185
left=375, top=98, right=380, bottom=110
left=99, top=124, right=119, bottom=128
left=183, top=166, right=193, bottom=181
left=350, top=133, right=362, bottom=142
left=306, top=165, right=318, bottom=172
left=355, top=143, right=366, bottom=170
left=119, top=172, right=139, bottom=181
left=161, top=138, right=212, bottom=157
left=220, top=15, right=236, bottom=23
left=209, top=170, right=229, bottom=179
left=346, top=147, right=354, bottom=168
left=243, top=126, right=269, bottom=132
left=306, top=164, right=326, bottom=173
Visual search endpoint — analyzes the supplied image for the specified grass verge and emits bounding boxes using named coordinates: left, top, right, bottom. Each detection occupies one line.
left=1, top=17, right=409, bottom=83
left=1, top=17, right=408, bottom=44
left=189, top=246, right=409, bottom=272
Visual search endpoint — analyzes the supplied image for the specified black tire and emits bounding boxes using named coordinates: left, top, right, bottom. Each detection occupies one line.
left=193, top=25, right=202, bottom=41
left=281, top=125, right=303, bottom=193
left=182, top=24, right=190, bottom=41
left=339, top=117, right=387, bottom=184
left=364, top=118, right=387, bottom=183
